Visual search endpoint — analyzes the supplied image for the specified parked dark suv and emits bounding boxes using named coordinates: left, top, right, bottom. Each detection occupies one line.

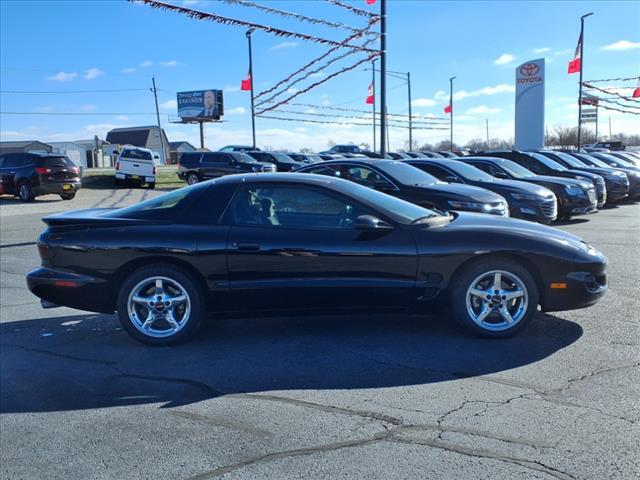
left=177, top=151, right=275, bottom=185
left=0, top=152, right=81, bottom=202
left=244, top=151, right=304, bottom=171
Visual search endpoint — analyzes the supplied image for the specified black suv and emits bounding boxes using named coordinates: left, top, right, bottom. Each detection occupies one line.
left=177, top=151, right=275, bottom=185
left=483, top=150, right=606, bottom=207
left=0, top=152, right=81, bottom=202
left=244, top=151, right=305, bottom=172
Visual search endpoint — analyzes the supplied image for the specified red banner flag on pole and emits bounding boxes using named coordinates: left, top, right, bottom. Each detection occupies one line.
left=241, top=72, right=251, bottom=91
left=365, top=82, right=374, bottom=104
left=444, top=104, right=452, bottom=114
left=568, top=33, right=582, bottom=74
left=633, top=79, right=640, bottom=98
left=366, top=0, right=377, bottom=5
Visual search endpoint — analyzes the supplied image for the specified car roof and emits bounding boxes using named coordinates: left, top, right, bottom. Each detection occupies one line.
left=212, top=172, right=364, bottom=191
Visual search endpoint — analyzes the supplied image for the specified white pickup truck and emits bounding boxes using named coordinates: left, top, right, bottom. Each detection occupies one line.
left=114, top=147, right=157, bottom=188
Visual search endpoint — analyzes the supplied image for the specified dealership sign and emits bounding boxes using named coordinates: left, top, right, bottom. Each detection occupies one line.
left=515, top=58, right=545, bottom=149
left=177, top=90, right=224, bottom=120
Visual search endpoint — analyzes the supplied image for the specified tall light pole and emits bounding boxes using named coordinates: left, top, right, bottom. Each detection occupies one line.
left=246, top=27, right=257, bottom=149
left=407, top=71, right=413, bottom=151
left=372, top=58, right=377, bottom=152
left=577, top=12, right=594, bottom=150
left=449, top=76, right=456, bottom=152
left=485, top=118, right=490, bottom=149
left=379, top=0, right=387, bottom=157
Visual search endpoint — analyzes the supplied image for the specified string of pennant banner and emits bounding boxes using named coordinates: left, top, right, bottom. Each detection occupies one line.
left=326, top=0, right=379, bottom=19
left=265, top=102, right=449, bottom=121
left=265, top=108, right=449, bottom=126
left=583, top=76, right=640, bottom=84
left=582, top=82, right=640, bottom=102
left=257, top=115, right=449, bottom=130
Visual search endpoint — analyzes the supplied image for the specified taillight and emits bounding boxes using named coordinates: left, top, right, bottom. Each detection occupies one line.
left=35, top=167, right=52, bottom=175
left=115, top=161, right=120, bottom=171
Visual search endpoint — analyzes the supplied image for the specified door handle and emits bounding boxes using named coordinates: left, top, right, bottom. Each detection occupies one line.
left=235, top=241, right=260, bottom=252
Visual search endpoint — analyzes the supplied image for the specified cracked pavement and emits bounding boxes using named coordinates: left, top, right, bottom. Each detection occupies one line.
left=1, top=190, right=639, bottom=479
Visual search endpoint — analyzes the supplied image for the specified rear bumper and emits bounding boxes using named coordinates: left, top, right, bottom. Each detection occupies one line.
left=115, top=173, right=155, bottom=183
left=33, top=180, right=81, bottom=196
left=26, top=267, right=114, bottom=313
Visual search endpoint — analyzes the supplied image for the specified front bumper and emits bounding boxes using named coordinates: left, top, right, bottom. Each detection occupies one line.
left=26, top=267, right=114, bottom=313
left=559, top=195, right=598, bottom=217
left=542, top=269, right=607, bottom=312
left=33, top=180, right=81, bottom=196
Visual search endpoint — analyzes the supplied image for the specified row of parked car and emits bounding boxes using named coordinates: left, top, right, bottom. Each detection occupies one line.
left=176, top=145, right=640, bottom=225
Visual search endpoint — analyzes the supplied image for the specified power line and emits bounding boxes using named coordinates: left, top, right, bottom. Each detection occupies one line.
left=1, top=88, right=148, bottom=94
left=257, top=114, right=449, bottom=130
left=584, top=76, right=640, bottom=83
left=1, top=111, right=156, bottom=116
left=270, top=108, right=448, bottom=125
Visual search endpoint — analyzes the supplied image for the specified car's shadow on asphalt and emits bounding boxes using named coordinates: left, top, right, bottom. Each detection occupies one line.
left=0, top=311, right=582, bottom=414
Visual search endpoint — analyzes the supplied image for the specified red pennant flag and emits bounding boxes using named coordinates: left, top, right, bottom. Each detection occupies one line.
left=444, top=104, right=452, bottom=114
left=567, top=33, right=582, bottom=74
left=633, top=79, right=640, bottom=98
left=240, top=72, right=251, bottom=91
left=365, top=82, right=374, bottom=104
left=366, top=0, right=377, bottom=5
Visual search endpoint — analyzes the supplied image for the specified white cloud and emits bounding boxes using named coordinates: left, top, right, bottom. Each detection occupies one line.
left=120, top=67, right=137, bottom=74
left=494, top=53, right=516, bottom=66
left=434, top=84, right=515, bottom=102
left=465, top=105, right=501, bottom=115
left=309, top=71, right=325, bottom=78
left=226, top=107, right=246, bottom=115
left=224, top=85, right=241, bottom=93
left=159, top=60, right=180, bottom=67
left=139, top=60, right=154, bottom=67
left=47, top=71, right=77, bottom=82
left=286, top=87, right=299, bottom=94
left=411, top=98, right=437, bottom=107
left=601, top=40, right=640, bottom=51
left=271, top=42, right=298, bottom=51
left=533, top=47, right=552, bottom=53
left=554, top=48, right=572, bottom=56
left=83, top=68, right=104, bottom=80
left=160, top=99, right=178, bottom=109
left=115, top=115, right=129, bottom=121
left=79, top=104, right=96, bottom=111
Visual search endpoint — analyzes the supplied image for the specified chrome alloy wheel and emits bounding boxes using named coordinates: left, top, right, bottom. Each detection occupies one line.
left=465, top=270, right=528, bottom=331
left=127, top=276, right=191, bottom=338
left=19, top=184, right=31, bottom=201
left=187, top=173, right=199, bottom=185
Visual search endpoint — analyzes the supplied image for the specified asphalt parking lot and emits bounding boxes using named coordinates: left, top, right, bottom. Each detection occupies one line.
left=1, top=188, right=639, bottom=480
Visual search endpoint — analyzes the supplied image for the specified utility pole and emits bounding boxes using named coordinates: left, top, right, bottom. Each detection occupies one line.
left=372, top=58, right=377, bottom=152
left=577, top=12, right=594, bottom=150
left=449, top=76, right=456, bottom=152
left=380, top=0, right=387, bottom=156
left=595, top=105, right=599, bottom=142
left=609, top=116, right=612, bottom=140
left=407, top=71, right=413, bottom=151
left=386, top=107, right=390, bottom=152
left=246, top=28, right=257, bottom=149
left=485, top=119, right=489, bottom=148
left=151, top=77, right=166, bottom=164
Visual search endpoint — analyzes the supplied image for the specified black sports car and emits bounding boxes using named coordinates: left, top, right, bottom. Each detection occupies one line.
left=295, top=159, right=509, bottom=217
left=403, top=158, right=558, bottom=224
left=27, top=174, right=607, bottom=345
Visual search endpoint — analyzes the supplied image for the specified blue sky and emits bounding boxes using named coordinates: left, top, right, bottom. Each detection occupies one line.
left=1, top=0, right=639, bottom=151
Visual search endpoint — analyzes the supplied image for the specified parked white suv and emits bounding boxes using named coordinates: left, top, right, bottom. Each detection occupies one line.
left=114, top=146, right=157, bottom=189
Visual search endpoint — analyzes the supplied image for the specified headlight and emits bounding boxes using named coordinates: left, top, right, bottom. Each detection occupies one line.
left=565, top=185, right=585, bottom=196
left=510, top=192, right=539, bottom=201
left=448, top=201, right=485, bottom=210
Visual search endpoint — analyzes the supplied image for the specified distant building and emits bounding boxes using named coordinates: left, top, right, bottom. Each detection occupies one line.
left=169, top=141, right=197, bottom=164
left=0, top=140, right=52, bottom=155
left=106, top=126, right=170, bottom=164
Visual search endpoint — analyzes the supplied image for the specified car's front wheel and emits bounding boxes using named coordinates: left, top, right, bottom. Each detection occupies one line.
left=60, top=192, right=76, bottom=200
left=451, top=258, right=538, bottom=337
left=186, top=172, right=200, bottom=185
left=116, top=265, right=205, bottom=345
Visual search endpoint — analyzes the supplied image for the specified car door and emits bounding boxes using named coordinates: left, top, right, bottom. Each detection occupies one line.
left=200, top=152, right=235, bottom=179
left=411, top=163, right=463, bottom=184
left=224, top=182, right=418, bottom=311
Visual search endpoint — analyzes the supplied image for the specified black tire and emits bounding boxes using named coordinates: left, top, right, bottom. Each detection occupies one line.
left=450, top=257, right=539, bottom=338
left=186, top=172, right=200, bottom=185
left=17, top=181, right=34, bottom=202
left=116, top=265, right=205, bottom=346
left=147, top=182, right=155, bottom=189
left=60, top=192, right=76, bottom=200
left=114, top=178, right=123, bottom=187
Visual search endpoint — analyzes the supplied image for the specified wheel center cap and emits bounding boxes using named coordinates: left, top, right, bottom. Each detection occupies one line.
left=491, top=295, right=502, bottom=305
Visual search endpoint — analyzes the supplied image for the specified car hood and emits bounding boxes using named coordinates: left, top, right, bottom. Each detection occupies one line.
left=411, top=183, right=504, bottom=203
left=484, top=179, right=553, bottom=197
left=529, top=175, right=589, bottom=188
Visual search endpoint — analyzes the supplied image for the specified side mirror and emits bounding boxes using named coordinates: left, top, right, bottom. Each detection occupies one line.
left=444, top=175, right=461, bottom=183
left=494, top=171, right=508, bottom=179
left=354, top=215, right=393, bottom=230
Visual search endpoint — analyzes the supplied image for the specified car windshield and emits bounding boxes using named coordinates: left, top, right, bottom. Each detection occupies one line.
left=273, top=153, right=296, bottom=162
left=232, top=152, right=256, bottom=163
left=595, top=154, right=632, bottom=167
left=548, top=151, right=587, bottom=168
left=497, top=159, right=536, bottom=179
left=604, top=155, right=633, bottom=167
left=577, top=154, right=610, bottom=168
left=529, top=152, right=568, bottom=171
left=375, top=161, right=438, bottom=186
left=121, top=148, right=152, bottom=161
left=444, top=161, right=495, bottom=182
left=345, top=181, right=443, bottom=223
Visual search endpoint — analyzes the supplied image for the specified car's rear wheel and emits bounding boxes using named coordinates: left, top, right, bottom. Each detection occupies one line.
left=60, top=192, right=76, bottom=200
left=147, top=182, right=155, bottom=189
left=17, top=182, right=34, bottom=202
left=116, top=265, right=205, bottom=345
left=186, top=172, right=200, bottom=185
left=451, top=258, right=538, bottom=337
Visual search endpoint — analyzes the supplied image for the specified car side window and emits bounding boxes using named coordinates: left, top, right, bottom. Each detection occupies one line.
left=227, top=185, right=368, bottom=229
left=472, top=162, right=495, bottom=175
left=344, top=166, right=394, bottom=189
left=303, top=165, right=343, bottom=178
left=413, top=163, right=449, bottom=180
left=202, top=153, right=229, bottom=164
